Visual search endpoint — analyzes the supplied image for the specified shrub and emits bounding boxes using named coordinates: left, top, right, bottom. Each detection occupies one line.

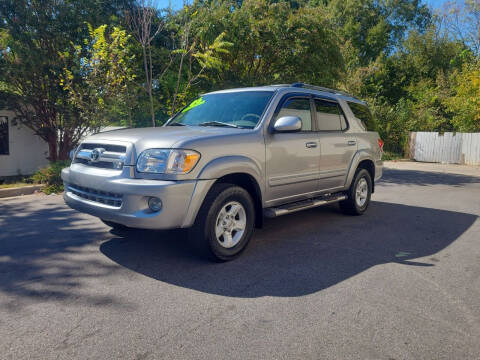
left=31, top=161, right=70, bottom=194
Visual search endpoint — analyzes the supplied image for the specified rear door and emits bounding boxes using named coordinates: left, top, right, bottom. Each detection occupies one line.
left=265, top=95, right=320, bottom=206
left=314, top=98, right=357, bottom=190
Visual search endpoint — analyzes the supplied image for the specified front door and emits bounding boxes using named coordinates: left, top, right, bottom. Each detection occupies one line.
left=265, top=96, right=320, bottom=206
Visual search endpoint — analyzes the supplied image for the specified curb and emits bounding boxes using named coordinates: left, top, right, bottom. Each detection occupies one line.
left=0, top=185, right=45, bottom=198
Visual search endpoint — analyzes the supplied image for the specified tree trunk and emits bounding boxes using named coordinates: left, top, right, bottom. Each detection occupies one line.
left=142, top=44, right=155, bottom=127
left=58, top=131, right=74, bottom=161
left=148, top=43, right=155, bottom=127
left=47, top=135, right=58, bottom=162
left=171, top=53, right=185, bottom=115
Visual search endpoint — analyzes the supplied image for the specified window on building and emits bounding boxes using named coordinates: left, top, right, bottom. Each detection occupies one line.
left=0, top=116, right=8, bottom=155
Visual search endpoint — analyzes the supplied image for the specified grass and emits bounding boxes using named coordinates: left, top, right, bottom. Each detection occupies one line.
left=30, top=160, right=70, bottom=194
left=1, top=161, right=70, bottom=194
left=0, top=182, right=32, bottom=189
left=0, top=175, right=34, bottom=189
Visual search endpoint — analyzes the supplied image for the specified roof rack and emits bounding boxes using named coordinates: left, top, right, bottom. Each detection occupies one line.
left=289, top=83, right=358, bottom=99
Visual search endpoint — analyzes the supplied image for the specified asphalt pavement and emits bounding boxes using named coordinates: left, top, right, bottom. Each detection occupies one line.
left=1, top=162, right=480, bottom=359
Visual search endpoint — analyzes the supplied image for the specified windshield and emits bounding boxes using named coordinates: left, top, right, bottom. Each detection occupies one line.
left=167, top=91, right=274, bottom=129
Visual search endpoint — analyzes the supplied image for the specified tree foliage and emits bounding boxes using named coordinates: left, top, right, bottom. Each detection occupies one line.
left=0, top=0, right=479, bottom=160
left=0, top=0, right=130, bottom=161
left=60, top=24, right=137, bottom=130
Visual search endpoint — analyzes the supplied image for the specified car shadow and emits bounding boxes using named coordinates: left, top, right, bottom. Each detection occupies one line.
left=100, top=201, right=477, bottom=298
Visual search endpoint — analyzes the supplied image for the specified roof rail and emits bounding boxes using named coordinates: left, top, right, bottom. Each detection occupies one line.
left=290, top=83, right=358, bottom=99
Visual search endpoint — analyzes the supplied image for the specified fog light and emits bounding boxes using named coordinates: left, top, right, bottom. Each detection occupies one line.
left=148, top=197, right=162, bottom=212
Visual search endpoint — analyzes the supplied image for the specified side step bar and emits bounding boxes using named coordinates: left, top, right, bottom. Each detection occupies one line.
left=264, top=193, right=347, bottom=218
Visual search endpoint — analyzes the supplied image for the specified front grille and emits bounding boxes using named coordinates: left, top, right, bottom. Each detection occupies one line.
left=67, top=184, right=123, bottom=208
left=80, top=143, right=126, bottom=153
left=73, top=142, right=127, bottom=170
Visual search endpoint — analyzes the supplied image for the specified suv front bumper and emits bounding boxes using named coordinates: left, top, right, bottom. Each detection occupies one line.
left=62, top=164, right=214, bottom=229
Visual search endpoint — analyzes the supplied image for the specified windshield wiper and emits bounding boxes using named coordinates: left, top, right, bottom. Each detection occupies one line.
left=198, top=121, right=240, bottom=128
left=166, top=122, right=186, bottom=126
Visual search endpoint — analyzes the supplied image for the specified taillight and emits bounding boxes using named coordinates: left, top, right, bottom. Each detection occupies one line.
left=378, top=138, right=384, bottom=152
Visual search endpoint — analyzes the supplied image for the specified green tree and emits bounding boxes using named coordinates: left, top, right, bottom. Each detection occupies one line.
left=191, top=0, right=344, bottom=87
left=126, top=0, right=168, bottom=127
left=0, top=0, right=130, bottom=161
left=60, top=24, right=138, bottom=131
left=320, top=0, right=431, bottom=66
left=445, top=60, right=480, bottom=131
left=169, top=6, right=233, bottom=114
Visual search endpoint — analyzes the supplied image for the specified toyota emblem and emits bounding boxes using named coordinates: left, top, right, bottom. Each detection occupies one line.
left=90, top=148, right=105, bottom=162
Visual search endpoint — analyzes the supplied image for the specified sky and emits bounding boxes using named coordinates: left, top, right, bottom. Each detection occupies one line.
left=162, top=0, right=454, bottom=11
left=423, top=0, right=451, bottom=10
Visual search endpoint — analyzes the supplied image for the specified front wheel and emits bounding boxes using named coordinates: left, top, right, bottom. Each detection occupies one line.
left=340, top=168, right=372, bottom=215
left=188, top=183, right=255, bottom=262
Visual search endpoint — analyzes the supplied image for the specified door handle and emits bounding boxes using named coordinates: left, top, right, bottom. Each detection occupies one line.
left=306, top=142, right=318, bottom=148
left=347, top=140, right=357, bottom=146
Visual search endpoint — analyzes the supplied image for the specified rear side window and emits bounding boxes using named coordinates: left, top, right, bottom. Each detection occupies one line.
left=348, top=102, right=376, bottom=131
left=314, top=99, right=346, bottom=131
left=277, top=98, right=312, bottom=131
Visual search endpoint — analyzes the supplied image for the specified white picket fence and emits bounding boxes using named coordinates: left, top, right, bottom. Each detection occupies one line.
left=411, top=132, right=480, bottom=165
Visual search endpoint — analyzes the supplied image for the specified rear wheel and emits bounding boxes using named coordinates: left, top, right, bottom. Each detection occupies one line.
left=188, top=183, right=255, bottom=262
left=340, top=168, right=372, bottom=215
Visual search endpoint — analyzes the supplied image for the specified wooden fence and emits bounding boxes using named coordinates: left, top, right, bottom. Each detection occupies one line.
left=409, top=132, right=480, bottom=165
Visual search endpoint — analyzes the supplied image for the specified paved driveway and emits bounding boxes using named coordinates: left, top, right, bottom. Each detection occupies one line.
left=1, top=163, right=480, bottom=359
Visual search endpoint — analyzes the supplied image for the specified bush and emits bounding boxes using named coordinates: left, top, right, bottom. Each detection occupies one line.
left=31, top=161, right=70, bottom=194
left=382, top=151, right=404, bottom=161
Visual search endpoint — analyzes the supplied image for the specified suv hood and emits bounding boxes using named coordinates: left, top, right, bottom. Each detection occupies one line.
left=84, top=125, right=246, bottom=154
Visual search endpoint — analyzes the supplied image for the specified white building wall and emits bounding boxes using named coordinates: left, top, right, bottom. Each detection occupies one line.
left=0, top=110, right=50, bottom=177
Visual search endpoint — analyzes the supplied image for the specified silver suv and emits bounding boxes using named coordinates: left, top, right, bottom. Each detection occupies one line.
left=62, top=83, right=383, bottom=261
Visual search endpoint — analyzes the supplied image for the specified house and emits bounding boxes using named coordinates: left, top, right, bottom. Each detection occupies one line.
left=0, top=110, right=49, bottom=177
left=0, top=109, right=127, bottom=177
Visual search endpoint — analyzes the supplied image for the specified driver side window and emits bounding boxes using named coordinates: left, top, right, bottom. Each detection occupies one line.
left=276, top=98, right=312, bottom=131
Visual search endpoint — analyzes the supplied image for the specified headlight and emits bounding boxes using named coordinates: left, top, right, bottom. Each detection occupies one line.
left=136, top=149, right=200, bottom=174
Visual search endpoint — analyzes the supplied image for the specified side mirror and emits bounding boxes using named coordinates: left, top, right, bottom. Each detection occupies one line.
left=273, top=116, right=302, bottom=132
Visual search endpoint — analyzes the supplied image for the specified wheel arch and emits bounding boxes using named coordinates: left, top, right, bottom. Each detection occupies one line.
left=182, top=156, right=265, bottom=228
left=214, top=172, right=264, bottom=228
left=345, top=152, right=376, bottom=193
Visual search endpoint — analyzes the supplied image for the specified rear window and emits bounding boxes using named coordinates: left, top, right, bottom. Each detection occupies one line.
left=347, top=102, right=376, bottom=131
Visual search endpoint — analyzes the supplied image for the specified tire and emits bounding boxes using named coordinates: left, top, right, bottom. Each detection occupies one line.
left=188, top=183, right=256, bottom=262
left=101, top=219, right=130, bottom=230
left=340, top=168, right=372, bottom=215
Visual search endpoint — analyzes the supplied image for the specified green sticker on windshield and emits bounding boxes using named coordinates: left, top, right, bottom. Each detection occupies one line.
left=182, top=97, right=206, bottom=113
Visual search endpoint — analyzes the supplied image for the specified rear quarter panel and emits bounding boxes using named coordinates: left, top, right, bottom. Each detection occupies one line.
left=345, top=131, right=383, bottom=189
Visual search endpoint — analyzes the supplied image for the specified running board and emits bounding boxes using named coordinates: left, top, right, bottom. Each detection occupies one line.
left=264, top=193, right=347, bottom=218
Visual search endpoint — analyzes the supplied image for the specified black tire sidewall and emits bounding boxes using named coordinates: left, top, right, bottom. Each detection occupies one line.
left=204, top=186, right=255, bottom=261
left=351, top=169, right=372, bottom=213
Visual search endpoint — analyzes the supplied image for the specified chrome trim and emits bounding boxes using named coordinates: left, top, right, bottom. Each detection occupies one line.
left=75, top=149, right=126, bottom=163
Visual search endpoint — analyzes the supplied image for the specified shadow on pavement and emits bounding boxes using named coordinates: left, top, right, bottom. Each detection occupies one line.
left=381, top=168, right=480, bottom=187
left=100, top=201, right=477, bottom=298
left=0, top=199, right=126, bottom=311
